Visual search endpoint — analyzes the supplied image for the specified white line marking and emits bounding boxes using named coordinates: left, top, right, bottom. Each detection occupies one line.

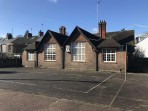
left=53, top=87, right=87, bottom=93
left=109, top=81, right=125, bottom=107
left=85, top=73, right=117, bottom=93
left=0, top=80, right=36, bottom=86
left=118, top=96, right=148, bottom=103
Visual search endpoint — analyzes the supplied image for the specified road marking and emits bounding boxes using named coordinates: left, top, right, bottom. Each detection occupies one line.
left=85, top=73, right=117, bottom=93
left=0, top=80, right=36, bottom=86
left=118, top=96, right=148, bottom=103
left=0, top=73, right=117, bottom=94
left=54, top=87, right=87, bottom=93
left=109, top=80, right=125, bottom=107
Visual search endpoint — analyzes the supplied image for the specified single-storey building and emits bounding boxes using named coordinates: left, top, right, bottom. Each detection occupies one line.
left=22, top=21, right=134, bottom=72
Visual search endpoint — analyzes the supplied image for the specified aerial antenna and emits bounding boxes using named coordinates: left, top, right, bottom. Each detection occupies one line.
left=41, top=24, right=43, bottom=31
left=97, top=0, right=102, bottom=24
left=31, top=27, right=32, bottom=33
left=12, top=27, right=13, bottom=36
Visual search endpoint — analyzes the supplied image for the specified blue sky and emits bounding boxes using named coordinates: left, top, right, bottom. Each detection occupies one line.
left=0, top=0, right=148, bottom=37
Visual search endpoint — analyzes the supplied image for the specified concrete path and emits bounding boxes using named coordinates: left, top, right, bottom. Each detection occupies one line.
left=0, top=89, right=121, bottom=111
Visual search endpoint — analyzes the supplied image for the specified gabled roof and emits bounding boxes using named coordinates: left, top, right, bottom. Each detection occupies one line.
left=23, top=37, right=42, bottom=51
left=66, top=26, right=101, bottom=48
left=98, top=37, right=121, bottom=48
left=0, top=38, right=16, bottom=45
left=111, top=30, right=134, bottom=45
left=95, top=30, right=134, bottom=45
left=12, top=36, right=40, bottom=45
left=48, top=30, right=69, bottom=46
left=24, top=42, right=37, bottom=51
left=28, top=30, right=69, bottom=51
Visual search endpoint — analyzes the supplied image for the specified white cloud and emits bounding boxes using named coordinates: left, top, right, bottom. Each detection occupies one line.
left=92, top=28, right=98, bottom=33
left=0, top=34, right=6, bottom=38
left=48, top=0, right=58, bottom=3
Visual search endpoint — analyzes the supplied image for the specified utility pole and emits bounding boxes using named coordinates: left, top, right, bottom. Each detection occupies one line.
left=97, top=0, right=102, bottom=24
left=12, top=27, right=13, bottom=36
left=41, top=24, right=43, bottom=31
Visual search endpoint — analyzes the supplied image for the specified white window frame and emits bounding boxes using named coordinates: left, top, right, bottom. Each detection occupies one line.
left=44, top=43, right=56, bottom=61
left=28, top=51, right=34, bottom=61
left=71, top=42, right=85, bottom=62
left=102, top=48, right=116, bottom=62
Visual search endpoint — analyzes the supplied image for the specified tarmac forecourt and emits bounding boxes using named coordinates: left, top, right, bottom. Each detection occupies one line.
left=0, top=69, right=124, bottom=105
left=0, top=68, right=147, bottom=111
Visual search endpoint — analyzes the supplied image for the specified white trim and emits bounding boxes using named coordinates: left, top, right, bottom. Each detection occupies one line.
left=28, top=51, right=34, bottom=61
left=71, top=42, right=85, bottom=62
left=102, top=48, right=116, bottom=62
left=44, top=43, right=56, bottom=61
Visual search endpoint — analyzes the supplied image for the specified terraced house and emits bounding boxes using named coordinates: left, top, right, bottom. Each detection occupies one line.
left=22, top=21, right=134, bottom=72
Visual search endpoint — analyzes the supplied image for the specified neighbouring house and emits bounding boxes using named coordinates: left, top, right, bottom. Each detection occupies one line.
left=135, top=33, right=148, bottom=44
left=0, top=30, right=44, bottom=58
left=0, top=33, right=16, bottom=57
left=22, top=21, right=134, bottom=72
left=136, top=35, right=148, bottom=58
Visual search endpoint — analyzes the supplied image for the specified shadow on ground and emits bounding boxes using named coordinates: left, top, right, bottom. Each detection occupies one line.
left=0, top=78, right=107, bottom=84
left=0, top=71, right=18, bottom=74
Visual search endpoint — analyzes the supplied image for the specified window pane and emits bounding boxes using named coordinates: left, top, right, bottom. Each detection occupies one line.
left=28, top=52, right=34, bottom=61
left=102, top=48, right=116, bottom=62
left=107, top=49, right=110, bottom=53
left=103, top=49, right=106, bottom=53
left=107, top=54, right=110, bottom=61
left=72, top=42, right=85, bottom=62
left=44, top=44, right=56, bottom=61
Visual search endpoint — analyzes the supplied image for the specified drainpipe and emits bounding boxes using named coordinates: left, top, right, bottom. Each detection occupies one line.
left=95, top=49, right=99, bottom=71
left=125, top=44, right=127, bottom=81
left=61, top=47, right=65, bottom=69
left=35, top=51, right=38, bottom=68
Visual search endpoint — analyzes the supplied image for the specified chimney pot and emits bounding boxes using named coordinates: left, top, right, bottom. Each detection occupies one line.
left=59, top=26, right=66, bottom=35
left=38, top=30, right=44, bottom=37
left=6, top=33, right=13, bottom=39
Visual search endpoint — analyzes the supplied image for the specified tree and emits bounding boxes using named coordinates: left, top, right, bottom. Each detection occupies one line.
left=129, top=48, right=145, bottom=72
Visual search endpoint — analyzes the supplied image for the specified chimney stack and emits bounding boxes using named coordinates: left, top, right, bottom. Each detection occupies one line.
left=24, top=30, right=32, bottom=38
left=38, top=30, right=44, bottom=37
left=59, top=26, right=66, bottom=35
left=99, top=20, right=106, bottom=39
left=6, top=33, right=13, bottom=39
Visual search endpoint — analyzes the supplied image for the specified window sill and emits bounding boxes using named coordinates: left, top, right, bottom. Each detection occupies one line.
left=102, top=61, right=117, bottom=64
left=72, top=61, right=86, bottom=63
left=45, top=60, right=56, bottom=62
left=28, top=60, right=34, bottom=62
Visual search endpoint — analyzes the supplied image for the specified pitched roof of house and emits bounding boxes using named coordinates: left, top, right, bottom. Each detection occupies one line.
left=95, top=30, right=134, bottom=45
left=24, top=42, right=37, bottom=51
left=24, top=27, right=134, bottom=51
left=12, top=36, right=40, bottom=45
left=66, top=26, right=101, bottom=48
left=48, top=30, right=69, bottom=46
left=24, top=36, right=42, bottom=51
left=25, top=30, right=69, bottom=51
left=0, top=38, right=16, bottom=45
left=98, top=37, right=121, bottom=48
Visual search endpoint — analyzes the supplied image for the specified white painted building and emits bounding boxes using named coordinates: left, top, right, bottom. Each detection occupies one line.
left=136, top=37, right=148, bottom=58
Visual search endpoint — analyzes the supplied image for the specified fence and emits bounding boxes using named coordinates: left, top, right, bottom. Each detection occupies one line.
left=0, top=58, right=22, bottom=68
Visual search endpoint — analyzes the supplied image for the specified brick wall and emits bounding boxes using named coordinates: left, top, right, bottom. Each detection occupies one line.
left=98, top=49, right=126, bottom=72
left=37, top=36, right=62, bottom=69
left=22, top=32, right=126, bottom=72
left=22, top=51, right=35, bottom=67
left=65, top=34, right=96, bottom=71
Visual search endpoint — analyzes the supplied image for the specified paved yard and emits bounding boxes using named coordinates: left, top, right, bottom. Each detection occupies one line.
left=0, top=68, right=148, bottom=111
